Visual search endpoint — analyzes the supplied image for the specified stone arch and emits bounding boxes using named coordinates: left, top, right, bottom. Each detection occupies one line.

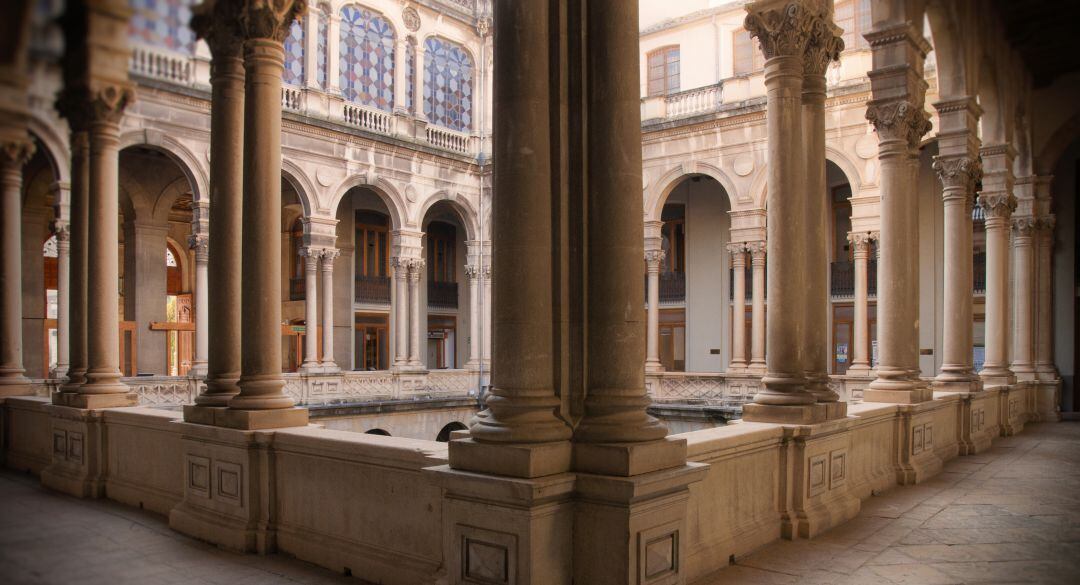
left=415, top=190, right=479, bottom=240
left=748, top=166, right=769, bottom=210
left=977, top=56, right=1006, bottom=145
left=1037, top=110, right=1080, bottom=176
left=28, top=115, right=70, bottom=188
left=152, top=176, right=195, bottom=224
left=328, top=173, right=407, bottom=230
left=119, top=130, right=208, bottom=204
left=825, top=147, right=864, bottom=192
left=165, top=235, right=192, bottom=293
left=436, top=421, right=468, bottom=442
left=365, top=428, right=391, bottom=436
left=281, top=159, right=318, bottom=218
left=924, top=0, right=975, bottom=100
left=646, top=161, right=737, bottom=221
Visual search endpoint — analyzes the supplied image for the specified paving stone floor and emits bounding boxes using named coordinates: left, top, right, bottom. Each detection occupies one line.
left=700, top=422, right=1080, bottom=585
left=0, top=422, right=1077, bottom=585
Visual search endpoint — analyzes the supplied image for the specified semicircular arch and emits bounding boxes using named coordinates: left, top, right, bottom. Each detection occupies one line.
left=119, top=130, right=208, bottom=204
left=328, top=174, right=407, bottom=231
left=281, top=159, right=318, bottom=218
left=415, top=190, right=479, bottom=240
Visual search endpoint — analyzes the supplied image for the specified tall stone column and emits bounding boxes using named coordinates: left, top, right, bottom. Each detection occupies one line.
left=742, top=1, right=822, bottom=422
left=932, top=155, right=982, bottom=389
left=392, top=257, right=409, bottom=368
left=58, top=119, right=88, bottom=394
left=727, top=244, right=747, bottom=372
left=748, top=240, right=766, bottom=372
left=802, top=20, right=842, bottom=409
left=645, top=249, right=666, bottom=373
left=1034, top=213, right=1058, bottom=379
left=320, top=249, right=338, bottom=369
left=393, top=38, right=410, bottom=114
left=54, top=223, right=71, bottom=378
left=481, top=264, right=491, bottom=368
left=1011, top=216, right=1036, bottom=380
left=464, top=264, right=480, bottom=370
left=226, top=0, right=308, bottom=427
left=0, top=138, right=34, bottom=396
left=573, top=0, right=666, bottom=444
left=863, top=22, right=934, bottom=403
left=326, top=10, right=341, bottom=94
left=188, top=232, right=209, bottom=376
left=977, top=145, right=1017, bottom=388
left=412, top=41, right=425, bottom=120
left=407, top=257, right=424, bottom=368
left=190, top=1, right=243, bottom=408
left=300, top=248, right=319, bottom=369
left=847, top=232, right=873, bottom=375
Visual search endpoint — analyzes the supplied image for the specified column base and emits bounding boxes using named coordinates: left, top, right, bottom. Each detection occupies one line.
left=216, top=407, right=309, bottom=430
left=741, top=403, right=828, bottom=425
left=845, top=364, right=872, bottom=377
left=979, top=369, right=1016, bottom=389
left=54, top=391, right=138, bottom=409
left=572, top=436, right=686, bottom=476
left=40, top=405, right=107, bottom=499
left=448, top=438, right=571, bottom=478
left=1035, top=365, right=1060, bottom=383
left=932, top=377, right=983, bottom=393
left=182, top=404, right=227, bottom=425
left=645, top=360, right=666, bottom=374
left=746, top=362, right=766, bottom=374
left=187, top=362, right=208, bottom=378
left=863, top=386, right=934, bottom=404
left=0, top=378, right=32, bottom=397
left=1012, top=368, right=1037, bottom=382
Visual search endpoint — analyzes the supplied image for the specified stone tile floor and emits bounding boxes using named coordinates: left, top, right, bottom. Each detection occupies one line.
left=699, top=422, right=1080, bottom=585
left=0, top=422, right=1077, bottom=585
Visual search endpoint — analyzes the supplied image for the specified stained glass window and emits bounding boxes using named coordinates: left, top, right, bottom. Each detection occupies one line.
left=423, top=37, right=474, bottom=132
left=317, top=4, right=330, bottom=88
left=128, top=0, right=197, bottom=54
left=405, top=41, right=416, bottom=112
left=339, top=5, right=396, bottom=110
left=283, top=19, right=305, bottom=85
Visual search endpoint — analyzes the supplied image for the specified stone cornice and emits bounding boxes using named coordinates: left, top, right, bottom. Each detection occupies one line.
left=863, top=22, right=931, bottom=57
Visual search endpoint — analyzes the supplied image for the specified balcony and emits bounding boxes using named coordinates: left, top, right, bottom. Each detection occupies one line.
left=289, top=277, right=305, bottom=301
left=428, top=281, right=459, bottom=310
left=356, top=275, right=391, bottom=305
left=641, top=83, right=723, bottom=122
left=728, top=266, right=755, bottom=301
left=973, top=252, right=986, bottom=294
left=660, top=271, right=686, bottom=303
left=830, top=260, right=879, bottom=298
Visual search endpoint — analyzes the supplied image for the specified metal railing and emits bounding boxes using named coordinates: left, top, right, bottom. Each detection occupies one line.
left=355, top=274, right=391, bottom=305
left=289, top=277, right=305, bottom=301
left=428, top=280, right=459, bottom=309
left=660, top=271, right=686, bottom=303
left=973, top=252, right=986, bottom=294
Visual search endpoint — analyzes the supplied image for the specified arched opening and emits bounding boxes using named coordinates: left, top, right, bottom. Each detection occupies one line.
left=422, top=200, right=470, bottom=370
left=826, top=160, right=877, bottom=374
left=164, top=241, right=193, bottom=376
left=365, top=428, right=391, bottom=436
left=281, top=176, right=310, bottom=373
left=656, top=174, right=731, bottom=372
left=1051, top=135, right=1080, bottom=412
left=435, top=421, right=468, bottom=442
left=20, top=137, right=60, bottom=378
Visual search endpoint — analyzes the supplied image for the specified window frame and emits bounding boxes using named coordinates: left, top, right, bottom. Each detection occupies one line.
left=646, top=45, right=681, bottom=97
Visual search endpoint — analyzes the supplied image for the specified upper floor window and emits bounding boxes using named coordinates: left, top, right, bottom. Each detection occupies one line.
left=356, top=211, right=390, bottom=278
left=427, top=222, right=457, bottom=283
left=129, top=0, right=197, bottom=54
left=733, top=30, right=764, bottom=75
left=660, top=204, right=685, bottom=274
left=647, top=46, right=680, bottom=96
left=424, top=37, right=474, bottom=132
left=835, top=0, right=872, bottom=51
left=339, top=5, right=396, bottom=111
left=283, top=19, right=305, bottom=85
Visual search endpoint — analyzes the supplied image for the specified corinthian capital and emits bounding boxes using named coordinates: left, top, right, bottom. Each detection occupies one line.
left=744, top=1, right=817, bottom=60
left=846, top=231, right=874, bottom=253
left=865, top=99, right=932, bottom=150
left=1012, top=216, right=1036, bottom=238
left=188, top=233, right=210, bottom=262
left=89, top=84, right=136, bottom=125
left=746, top=240, right=767, bottom=262
left=192, top=0, right=245, bottom=57
left=645, top=249, right=667, bottom=268
left=932, top=156, right=982, bottom=192
left=804, top=15, right=844, bottom=75
left=0, top=138, right=35, bottom=169
left=239, top=0, right=307, bottom=42
left=977, top=193, right=1017, bottom=220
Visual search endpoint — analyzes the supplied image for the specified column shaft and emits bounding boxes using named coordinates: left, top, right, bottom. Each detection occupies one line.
left=189, top=234, right=209, bottom=375
left=0, top=139, right=33, bottom=393
left=749, top=241, right=766, bottom=371
left=466, top=265, right=480, bottom=368
left=1035, top=215, right=1057, bottom=377
left=407, top=259, right=423, bottom=367
left=848, top=233, right=872, bottom=374
left=1011, top=217, right=1036, bottom=377
left=728, top=245, right=747, bottom=371
left=392, top=258, right=408, bottom=367
left=61, top=127, right=88, bottom=392
left=977, top=146, right=1017, bottom=386
left=321, top=250, right=337, bottom=368
left=934, top=157, right=981, bottom=385
left=645, top=250, right=665, bottom=372
left=302, top=250, right=319, bottom=368
left=55, top=225, right=71, bottom=377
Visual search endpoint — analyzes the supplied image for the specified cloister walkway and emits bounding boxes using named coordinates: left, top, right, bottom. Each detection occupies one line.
left=0, top=423, right=1077, bottom=585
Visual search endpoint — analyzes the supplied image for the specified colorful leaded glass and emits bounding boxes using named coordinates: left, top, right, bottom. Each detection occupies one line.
left=283, top=19, right=305, bottom=85
left=317, top=4, right=330, bottom=88
left=339, top=5, right=395, bottom=111
left=405, top=41, right=415, bottom=112
left=423, top=37, right=473, bottom=132
left=128, top=0, right=197, bottom=54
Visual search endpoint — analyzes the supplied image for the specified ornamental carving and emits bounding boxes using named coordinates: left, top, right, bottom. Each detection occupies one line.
left=1036, top=215, right=1056, bottom=232
left=90, top=85, right=136, bottom=125
left=846, top=231, right=874, bottom=252
left=644, top=249, right=667, bottom=266
left=464, top=264, right=480, bottom=279
left=725, top=242, right=747, bottom=258
left=1012, top=216, right=1037, bottom=237
left=976, top=193, right=1017, bottom=220
left=0, top=138, right=35, bottom=169
left=191, top=0, right=245, bottom=56
left=239, top=0, right=307, bottom=43
left=55, top=88, right=95, bottom=133
left=804, top=16, right=844, bottom=76
left=743, top=2, right=817, bottom=60
left=402, top=5, right=421, bottom=32
left=932, top=156, right=982, bottom=191
left=405, top=257, right=426, bottom=275
left=865, top=100, right=932, bottom=150
left=188, top=234, right=210, bottom=262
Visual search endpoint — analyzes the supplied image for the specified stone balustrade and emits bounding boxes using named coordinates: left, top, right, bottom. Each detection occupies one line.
left=129, top=44, right=194, bottom=86
left=343, top=103, right=394, bottom=135
left=640, top=82, right=724, bottom=121
left=281, top=85, right=303, bottom=112
left=424, top=125, right=474, bottom=154
left=647, top=371, right=763, bottom=408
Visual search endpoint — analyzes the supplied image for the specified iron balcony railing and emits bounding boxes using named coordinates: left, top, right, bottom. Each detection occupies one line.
left=355, top=275, right=391, bottom=305
left=973, top=252, right=986, bottom=294
left=289, top=277, right=305, bottom=301
left=830, top=260, right=878, bottom=298
left=428, top=280, right=459, bottom=309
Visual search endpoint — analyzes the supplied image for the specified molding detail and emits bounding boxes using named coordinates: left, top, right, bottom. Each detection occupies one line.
left=744, top=2, right=817, bottom=60
left=865, top=100, right=932, bottom=150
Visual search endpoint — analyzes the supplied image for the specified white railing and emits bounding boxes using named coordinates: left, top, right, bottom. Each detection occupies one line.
left=664, top=83, right=722, bottom=118
left=425, top=125, right=472, bottom=154
left=129, top=44, right=193, bottom=86
left=647, top=371, right=762, bottom=408
left=343, top=103, right=393, bottom=134
left=282, top=85, right=303, bottom=111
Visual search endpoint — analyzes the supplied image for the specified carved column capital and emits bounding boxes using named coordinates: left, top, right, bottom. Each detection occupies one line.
left=744, top=1, right=818, bottom=60
left=866, top=99, right=933, bottom=151
left=238, top=0, right=307, bottom=42
left=188, top=233, right=210, bottom=263
left=977, top=193, right=1017, bottom=221
left=87, top=85, right=135, bottom=126
left=644, top=249, right=667, bottom=268
left=1012, top=216, right=1037, bottom=239
left=746, top=240, right=767, bottom=264
left=405, top=257, right=425, bottom=276
left=464, top=264, right=480, bottom=279
left=0, top=138, right=35, bottom=170
left=1036, top=214, right=1056, bottom=232
left=803, top=15, right=843, bottom=76
left=932, top=155, right=982, bottom=191
left=192, top=0, right=246, bottom=57
left=725, top=242, right=747, bottom=266
left=847, top=231, right=874, bottom=254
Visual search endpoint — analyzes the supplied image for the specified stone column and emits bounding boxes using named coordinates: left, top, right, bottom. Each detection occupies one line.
left=742, top=1, right=822, bottom=422
left=54, top=223, right=71, bottom=378
left=1034, top=213, right=1057, bottom=379
left=1011, top=216, right=1036, bottom=380
left=847, top=232, right=873, bottom=375
left=392, top=257, right=409, bottom=368
left=407, top=257, right=424, bottom=367
left=933, top=155, right=982, bottom=390
left=188, top=232, right=209, bottom=376
left=727, top=244, right=747, bottom=372
left=326, top=9, right=341, bottom=94
left=413, top=40, right=425, bottom=121
left=227, top=0, right=307, bottom=427
left=481, top=263, right=491, bottom=368
left=645, top=249, right=666, bottom=373
left=393, top=38, right=409, bottom=114
left=977, top=145, right=1017, bottom=388
left=748, top=240, right=766, bottom=372
left=190, top=1, right=243, bottom=408
left=803, top=18, right=842, bottom=409
left=0, top=138, right=34, bottom=396
left=464, top=264, right=481, bottom=370
left=573, top=0, right=666, bottom=444
left=300, top=248, right=319, bottom=369
left=58, top=120, right=88, bottom=394
left=320, top=249, right=338, bottom=369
